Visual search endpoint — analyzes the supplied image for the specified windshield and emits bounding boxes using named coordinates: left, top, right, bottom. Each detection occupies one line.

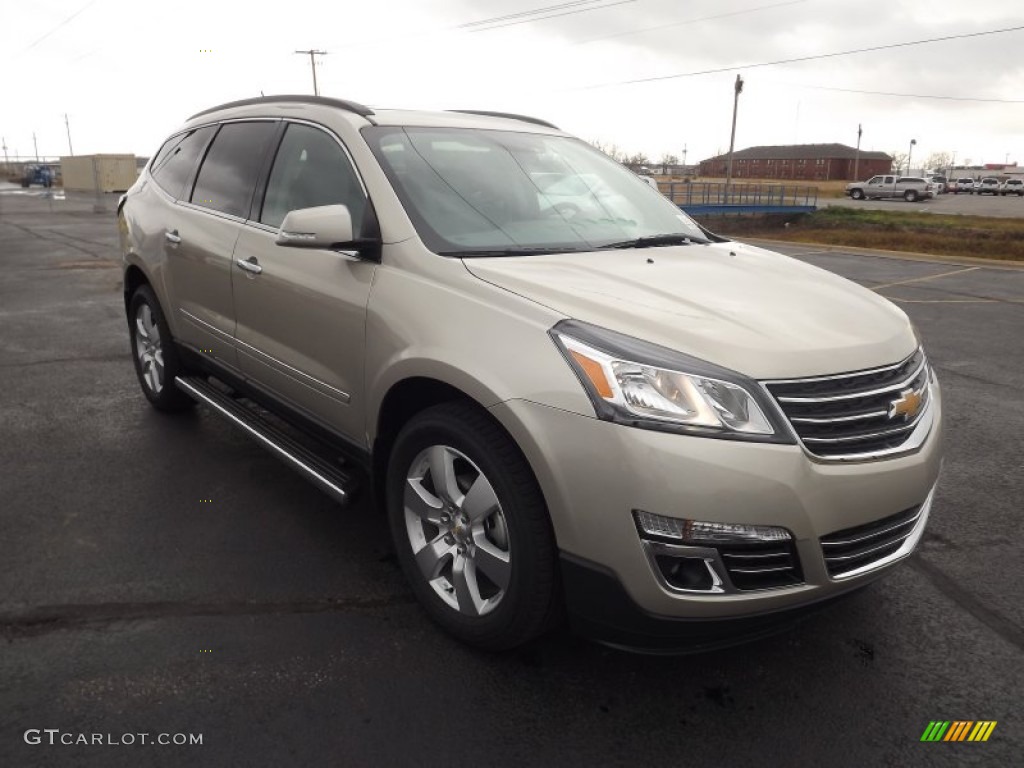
left=362, top=126, right=707, bottom=255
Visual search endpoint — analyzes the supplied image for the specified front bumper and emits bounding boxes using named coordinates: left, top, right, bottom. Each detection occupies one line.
left=489, top=384, right=942, bottom=635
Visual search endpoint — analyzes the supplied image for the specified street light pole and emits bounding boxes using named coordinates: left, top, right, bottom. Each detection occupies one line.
left=33, top=132, right=39, bottom=162
left=725, top=74, right=744, bottom=201
left=853, top=123, right=862, bottom=181
left=65, top=114, right=74, bottom=155
left=906, top=138, right=916, bottom=176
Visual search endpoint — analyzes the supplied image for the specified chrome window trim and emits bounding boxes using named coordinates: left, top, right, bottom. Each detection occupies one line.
left=249, top=117, right=371, bottom=231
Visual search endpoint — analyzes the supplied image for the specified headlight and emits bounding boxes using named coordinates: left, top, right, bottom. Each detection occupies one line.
left=551, top=320, right=793, bottom=443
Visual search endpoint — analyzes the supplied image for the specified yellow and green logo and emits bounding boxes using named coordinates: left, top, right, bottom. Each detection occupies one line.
left=920, top=721, right=997, bottom=742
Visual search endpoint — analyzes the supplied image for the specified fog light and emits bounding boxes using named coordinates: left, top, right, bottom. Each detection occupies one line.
left=635, top=509, right=792, bottom=544
left=655, top=555, right=720, bottom=591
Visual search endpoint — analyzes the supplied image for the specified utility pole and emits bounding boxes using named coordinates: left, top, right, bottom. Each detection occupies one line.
left=65, top=114, right=74, bottom=155
left=294, top=49, right=327, bottom=96
left=853, top=123, right=862, bottom=181
left=33, top=132, right=39, bottom=161
left=906, top=138, right=916, bottom=176
left=725, top=74, right=744, bottom=201
left=1, top=137, right=8, bottom=171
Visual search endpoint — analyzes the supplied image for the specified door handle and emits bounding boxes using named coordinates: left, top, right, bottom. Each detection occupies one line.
left=236, top=257, right=263, bottom=275
left=165, top=229, right=181, bottom=245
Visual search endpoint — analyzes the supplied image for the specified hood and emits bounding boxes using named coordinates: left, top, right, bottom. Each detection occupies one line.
left=463, top=241, right=916, bottom=379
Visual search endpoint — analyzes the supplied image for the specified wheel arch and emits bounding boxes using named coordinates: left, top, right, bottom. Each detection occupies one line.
left=370, top=375, right=548, bottom=523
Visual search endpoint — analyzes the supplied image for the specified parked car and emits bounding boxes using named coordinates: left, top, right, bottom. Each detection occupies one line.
left=845, top=175, right=934, bottom=202
left=1000, top=179, right=1023, bottom=197
left=954, top=178, right=976, bottom=194
left=977, top=177, right=1002, bottom=195
left=20, top=164, right=55, bottom=188
left=929, top=176, right=948, bottom=194
left=118, top=95, right=942, bottom=652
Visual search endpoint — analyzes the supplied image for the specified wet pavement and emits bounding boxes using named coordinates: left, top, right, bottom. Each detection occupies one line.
left=1, top=193, right=1021, bottom=767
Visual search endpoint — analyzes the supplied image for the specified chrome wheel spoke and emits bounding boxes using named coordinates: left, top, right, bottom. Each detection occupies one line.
left=427, top=445, right=462, bottom=505
left=451, top=555, right=484, bottom=616
left=405, top=478, right=443, bottom=524
left=414, top=535, right=454, bottom=581
left=471, top=537, right=511, bottom=590
left=462, top=472, right=499, bottom=523
left=135, top=316, right=149, bottom=341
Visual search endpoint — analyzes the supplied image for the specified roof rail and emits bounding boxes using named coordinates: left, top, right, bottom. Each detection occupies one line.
left=188, top=95, right=375, bottom=121
left=448, top=110, right=559, bottom=130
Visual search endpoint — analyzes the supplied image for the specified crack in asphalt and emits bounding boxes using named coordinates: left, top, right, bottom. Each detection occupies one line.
left=0, top=353, right=127, bottom=369
left=1, top=220, right=111, bottom=259
left=910, top=554, right=1024, bottom=652
left=0, top=595, right=417, bottom=639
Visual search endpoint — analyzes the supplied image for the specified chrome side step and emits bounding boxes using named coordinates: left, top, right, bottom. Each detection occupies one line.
left=174, top=376, right=354, bottom=505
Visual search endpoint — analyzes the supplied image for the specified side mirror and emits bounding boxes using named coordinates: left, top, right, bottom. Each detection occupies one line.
left=276, top=204, right=355, bottom=249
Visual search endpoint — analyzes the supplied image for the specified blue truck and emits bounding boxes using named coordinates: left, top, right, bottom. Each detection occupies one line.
left=21, top=164, right=55, bottom=188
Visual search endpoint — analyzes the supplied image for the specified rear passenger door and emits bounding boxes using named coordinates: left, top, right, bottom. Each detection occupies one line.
left=162, top=120, right=278, bottom=368
left=231, top=121, right=376, bottom=441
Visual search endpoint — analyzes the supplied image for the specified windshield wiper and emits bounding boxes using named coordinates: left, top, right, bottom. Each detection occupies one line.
left=441, top=247, right=584, bottom=257
left=603, top=234, right=708, bottom=249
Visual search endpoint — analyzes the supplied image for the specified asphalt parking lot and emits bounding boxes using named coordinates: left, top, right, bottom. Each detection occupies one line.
left=2, top=192, right=1022, bottom=767
left=826, top=190, right=1024, bottom=217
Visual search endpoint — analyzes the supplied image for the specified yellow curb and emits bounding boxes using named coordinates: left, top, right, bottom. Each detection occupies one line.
left=735, top=237, right=1024, bottom=269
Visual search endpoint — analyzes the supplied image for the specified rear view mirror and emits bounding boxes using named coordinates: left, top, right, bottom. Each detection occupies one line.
left=276, top=204, right=354, bottom=249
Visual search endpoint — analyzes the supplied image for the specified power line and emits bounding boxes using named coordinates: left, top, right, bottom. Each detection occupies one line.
left=572, top=0, right=807, bottom=46
left=466, top=0, right=636, bottom=32
left=456, top=0, right=607, bottom=29
left=21, top=0, right=99, bottom=54
left=794, top=84, right=1024, bottom=104
left=574, top=23, right=1024, bottom=89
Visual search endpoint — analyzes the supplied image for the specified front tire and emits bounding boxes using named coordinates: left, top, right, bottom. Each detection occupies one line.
left=127, top=285, right=195, bottom=412
left=386, top=402, right=559, bottom=650
left=850, top=189, right=864, bottom=200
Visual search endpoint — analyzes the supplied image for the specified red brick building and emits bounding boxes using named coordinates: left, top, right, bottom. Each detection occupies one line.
left=699, top=143, right=892, bottom=181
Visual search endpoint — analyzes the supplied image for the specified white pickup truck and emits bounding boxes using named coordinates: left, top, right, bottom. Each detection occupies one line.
left=845, top=175, right=935, bottom=202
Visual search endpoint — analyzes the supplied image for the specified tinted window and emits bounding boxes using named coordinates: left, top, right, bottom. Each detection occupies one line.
left=259, top=123, right=366, bottom=232
left=191, top=122, right=277, bottom=218
left=150, top=126, right=215, bottom=199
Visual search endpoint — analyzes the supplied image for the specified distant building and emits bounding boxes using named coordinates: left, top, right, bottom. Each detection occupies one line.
left=699, top=143, right=892, bottom=181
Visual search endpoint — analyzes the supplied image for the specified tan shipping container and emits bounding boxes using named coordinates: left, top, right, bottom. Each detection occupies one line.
left=59, top=154, right=138, bottom=193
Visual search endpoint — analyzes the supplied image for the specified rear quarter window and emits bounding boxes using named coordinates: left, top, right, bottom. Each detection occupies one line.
left=149, top=126, right=216, bottom=199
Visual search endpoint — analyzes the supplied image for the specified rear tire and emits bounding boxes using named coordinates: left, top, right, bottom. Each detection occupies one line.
left=386, top=402, right=559, bottom=650
left=128, top=285, right=195, bottom=412
left=904, top=190, right=918, bottom=202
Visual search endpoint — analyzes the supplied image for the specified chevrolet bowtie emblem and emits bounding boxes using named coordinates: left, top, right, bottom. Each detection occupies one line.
left=889, top=388, right=923, bottom=421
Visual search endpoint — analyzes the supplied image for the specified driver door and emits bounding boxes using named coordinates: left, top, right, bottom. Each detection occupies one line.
left=231, top=122, right=375, bottom=442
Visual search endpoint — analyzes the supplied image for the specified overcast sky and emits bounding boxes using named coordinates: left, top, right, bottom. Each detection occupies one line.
left=5, top=0, right=1022, bottom=168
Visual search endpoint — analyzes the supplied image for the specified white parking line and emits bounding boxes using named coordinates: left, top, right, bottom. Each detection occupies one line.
left=870, top=266, right=980, bottom=291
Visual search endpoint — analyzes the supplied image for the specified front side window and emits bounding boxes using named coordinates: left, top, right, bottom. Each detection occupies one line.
left=260, top=123, right=366, bottom=232
left=191, top=122, right=277, bottom=218
left=150, top=126, right=215, bottom=199
left=363, top=126, right=707, bottom=255
left=866, top=176, right=881, bottom=184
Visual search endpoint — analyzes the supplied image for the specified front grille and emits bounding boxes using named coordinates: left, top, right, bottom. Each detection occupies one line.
left=719, top=541, right=803, bottom=590
left=819, top=505, right=922, bottom=577
left=764, top=349, right=930, bottom=459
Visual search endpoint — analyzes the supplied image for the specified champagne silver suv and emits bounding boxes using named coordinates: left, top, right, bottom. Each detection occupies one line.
left=118, top=96, right=943, bottom=651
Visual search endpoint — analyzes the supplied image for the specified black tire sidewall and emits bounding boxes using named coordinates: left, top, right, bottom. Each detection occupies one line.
left=128, top=285, right=194, bottom=411
left=385, top=403, right=557, bottom=649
